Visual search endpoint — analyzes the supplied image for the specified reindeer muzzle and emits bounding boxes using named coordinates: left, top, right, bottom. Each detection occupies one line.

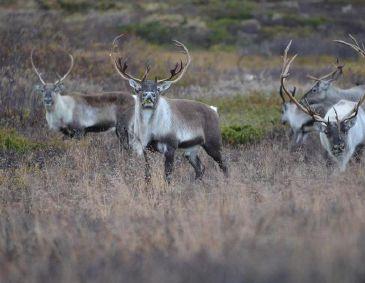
left=142, top=99, right=154, bottom=108
left=44, top=97, right=53, bottom=106
left=332, top=143, right=345, bottom=156
left=142, top=94, right=155, bottom=108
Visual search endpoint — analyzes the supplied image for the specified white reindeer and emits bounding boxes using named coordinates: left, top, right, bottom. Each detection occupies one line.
left=280, top=44, right=365, bottom=147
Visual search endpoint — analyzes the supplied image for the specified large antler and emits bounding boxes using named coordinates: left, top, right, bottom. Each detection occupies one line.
left=279, top=85, right=296, bottom=104
left=31, top=48, right=74, bottom=85
left=31, top=48, right=46, bottom=85
left=54, top=52, right=74, bottom=84
left=110, top=34, right=150, bottom=83
left=307, top=58, right=344, bottom=82
left=157, top=40, right=191, bottom=84
left=334, top=34, right=365, bottom=58
left=334, top=35, right=365, bottom=122
left=280, top=41, right=326, bottom=123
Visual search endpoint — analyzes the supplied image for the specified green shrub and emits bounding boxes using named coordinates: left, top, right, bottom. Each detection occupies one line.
left=222, top=124, right=264, bottom=144
left=207, top=18, right=240, bottom=45
left=200, top=93, right=281, bottom=144
left=35, top=0, right=115, bottom=11
left=282, top=15, right=329, bottom=28
left=0, top=128, right=42, bottom=153
left=202, top=0, right=254, bottom=20
left=122, top=21, right=176, bottom=45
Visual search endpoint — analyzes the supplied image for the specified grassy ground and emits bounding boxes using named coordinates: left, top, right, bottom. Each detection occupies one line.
left=2, top=2, right=365, bottom=283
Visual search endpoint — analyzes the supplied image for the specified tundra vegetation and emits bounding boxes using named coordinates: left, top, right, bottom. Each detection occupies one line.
left=2, top=1, right=365, bottom=283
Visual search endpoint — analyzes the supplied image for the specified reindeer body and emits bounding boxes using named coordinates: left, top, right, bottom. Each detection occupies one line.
left=131, top=96, right=222, bottom=153
left=129, top=95, right=226, bottom=182
left=281, top=102, right=313, bottom=144
left=319, top=100, right=365, bottom=171
left=303, top=82, right=365, bottom=110
left=42, top=91, right=134, bottom=139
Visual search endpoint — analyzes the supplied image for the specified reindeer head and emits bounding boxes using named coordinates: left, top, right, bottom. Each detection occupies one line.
left=316, top=110, right=358, bottom=157
left=31, top=48, right=74, bottom=108
left=111, top=35, right=191, bottom=109
left=302, top=59, right=344, bottom=104
left=128, top=77, right=174, bottom=109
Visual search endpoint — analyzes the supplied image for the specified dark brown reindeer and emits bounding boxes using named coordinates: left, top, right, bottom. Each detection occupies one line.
left=111, top=35, right=228, bottom=183
left=31, top=48, right=134, bottom=148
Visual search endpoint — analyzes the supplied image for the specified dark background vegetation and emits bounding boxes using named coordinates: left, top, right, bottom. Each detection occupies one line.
left=1, top=1, right=365, bottom=282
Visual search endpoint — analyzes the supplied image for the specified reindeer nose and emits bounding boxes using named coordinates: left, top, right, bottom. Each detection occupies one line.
left=332, top=143, right=345, bottom=153
left=44, top=97, right=52, bottom=104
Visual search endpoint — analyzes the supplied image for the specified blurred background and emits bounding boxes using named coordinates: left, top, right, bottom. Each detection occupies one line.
left=1, top=0, right=365, bottom=136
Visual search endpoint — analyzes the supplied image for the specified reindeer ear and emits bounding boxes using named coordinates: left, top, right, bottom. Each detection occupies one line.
left=34, top=84, right=44, bottom=94
left=55, top=83, right=65, bottom=93
left=320, top=81, right=330, bottom=91
left=315, top=122, right=327, bottom=133
left=129, top=79, right=141, bottom=91
left=157, top=81, right=172, bottom=93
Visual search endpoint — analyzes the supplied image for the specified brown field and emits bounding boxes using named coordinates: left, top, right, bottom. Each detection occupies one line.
left=2, top=1, right=365, bottom=282
left=2, top=134, right=365, bottom=282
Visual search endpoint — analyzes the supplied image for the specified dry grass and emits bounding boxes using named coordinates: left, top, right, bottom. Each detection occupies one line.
left=1, top=133, right=365, bottom=283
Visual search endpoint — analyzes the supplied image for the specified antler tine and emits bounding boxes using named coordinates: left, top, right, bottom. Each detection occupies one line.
left=306, top=74, right=321, bottom=81
left=55, top=52, right=74, bottom=84
left=334, top=34, right=365, bottom=58
left=333, top=107, right=340, bottom=124
left=280, top=41, right=326, bottom=123
left=157, top=40, right=191, bottom=84
left=141, top=64, right=151, bottom=82
left=307, top=58, right=344, bottom=82
left=279, top=85, right=286, bottom=103
left=344, top=92, right=365, bottom=122
left=30, top=48, right=46, bottom=85
left=110, top=34, right=145, bottom=83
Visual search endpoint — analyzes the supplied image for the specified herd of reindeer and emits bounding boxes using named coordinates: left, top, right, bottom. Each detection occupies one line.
left=29, top=34, right=365, bottom=183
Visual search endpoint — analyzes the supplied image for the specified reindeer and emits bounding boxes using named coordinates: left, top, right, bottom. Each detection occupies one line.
left=111, top=35, right=228, bottom=183
left=280, top=50, right=365, bottom=146
left=280, top=41, right=365, bottom=171
left=31, top=48, right=135, bottom=147
left=279, top=62, right=342, bottom=146
left=302, top=60, right=365, bottom=109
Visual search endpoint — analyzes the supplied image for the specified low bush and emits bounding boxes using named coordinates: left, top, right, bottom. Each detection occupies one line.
left=222, top=124, right=263, bottom=144
left=0, top=128, right=42, bottom=153
left=122, top=21, right=177, bottom=45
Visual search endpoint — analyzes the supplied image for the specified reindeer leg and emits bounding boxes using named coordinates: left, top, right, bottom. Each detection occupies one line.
left=116, top=124, right=130, bottom=151
left=74, top=129, right=85, bottom=140
left=143, top=150, right=152, bottom=185
left=203, top=144, right=228, bottom=177
left=354, top=144, right=364, bottom=163
left=164, top=145, right=176, bottom=184
left=185, top=150, right=205, bottom=180
left=60, top=128, right=74, bottom=139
